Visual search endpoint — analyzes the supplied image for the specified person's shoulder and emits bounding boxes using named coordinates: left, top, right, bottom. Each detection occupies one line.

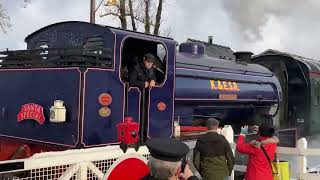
left=197, top=132, right=221, bottom=142
left=133, top=63, right=142, bottom=69
left=218, top=134, right=231, bottom=144
left=131, top=63, right=143, bottom=72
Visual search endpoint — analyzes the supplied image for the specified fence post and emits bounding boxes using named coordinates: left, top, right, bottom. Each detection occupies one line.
left=221, top=125, right=234, bottom=180
left=79, top=162, right=88, bottom=180
left=297, top=138, right=307, bottom=180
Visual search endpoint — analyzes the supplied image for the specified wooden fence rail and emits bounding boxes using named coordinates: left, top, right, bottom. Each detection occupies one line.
left=0, top=134, right=320, bottom=179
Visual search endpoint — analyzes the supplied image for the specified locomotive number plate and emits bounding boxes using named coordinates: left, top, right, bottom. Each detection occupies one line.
left=210, top=80, right=240, bottom=91
left=219, top=94, right=238, bottom=100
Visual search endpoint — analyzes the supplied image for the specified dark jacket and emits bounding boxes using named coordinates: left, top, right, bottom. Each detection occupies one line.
left=193, top=131, right=235, bottom=180
left=141, top=174, right=199, bottom=180
left=129, top=63, right=156, bottom=89
left=236, top=135, right=277, bottom=180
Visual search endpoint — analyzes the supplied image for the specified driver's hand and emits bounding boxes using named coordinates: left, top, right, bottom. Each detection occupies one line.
left=150, top=80, right=156, bottom=87
left=144, top=82, right=149, bottom=88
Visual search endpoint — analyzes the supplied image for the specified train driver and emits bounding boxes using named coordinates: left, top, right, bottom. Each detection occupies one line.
left=128, top=53, right=157, bottom=89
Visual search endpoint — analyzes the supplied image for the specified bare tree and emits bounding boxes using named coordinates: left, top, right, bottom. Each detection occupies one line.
left=101, top=0, right=167, bottom=36
left=100, top=0, right=128, bottom=29
left=153, top=0, right=162, bottom=35
left=144, top=0, right=151, bottom=34
left=119, top=0, right=127, bottom=29
left=0, top=0, right=31, bottom=33
left=128, top=0, right=136, bottom=31
left=0, top=3, right=11, bottom=33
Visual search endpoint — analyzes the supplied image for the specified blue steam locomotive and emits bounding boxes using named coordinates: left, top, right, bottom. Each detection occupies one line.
left=0, top=21, right=281, bottom=159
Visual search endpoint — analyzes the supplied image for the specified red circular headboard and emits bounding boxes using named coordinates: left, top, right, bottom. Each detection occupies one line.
left=104, top=155, right=149, bottom=180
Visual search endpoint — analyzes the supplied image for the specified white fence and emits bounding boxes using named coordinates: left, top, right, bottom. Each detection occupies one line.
left=0, top=145, right=149, bottom=180
left=1, top=138, right=320, bottom=180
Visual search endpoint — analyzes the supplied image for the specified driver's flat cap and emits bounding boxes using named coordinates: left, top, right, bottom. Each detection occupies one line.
left=146, top=138, right=189, bottom=162
left=144, top=53, right=156, bottom=62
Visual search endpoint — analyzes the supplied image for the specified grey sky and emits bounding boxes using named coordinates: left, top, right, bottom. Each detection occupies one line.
left=1, top=0, right=320, bottom=59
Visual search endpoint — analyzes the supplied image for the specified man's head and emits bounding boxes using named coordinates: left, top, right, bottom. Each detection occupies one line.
left=206, top=118, right=220, bottom=131
left=146, top=138, right=189, bottom=179
left=143, top=53, right=155, bottom=69
left=147, top=156, right=181, bottom=179
left=258, top=124, right=275, bottom=137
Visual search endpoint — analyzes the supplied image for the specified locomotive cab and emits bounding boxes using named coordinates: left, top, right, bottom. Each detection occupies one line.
left=0, top=21, right=176, bottom=159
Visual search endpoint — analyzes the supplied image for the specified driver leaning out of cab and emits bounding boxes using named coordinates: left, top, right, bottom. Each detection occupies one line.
left=128, top=53, right=157, bottom=89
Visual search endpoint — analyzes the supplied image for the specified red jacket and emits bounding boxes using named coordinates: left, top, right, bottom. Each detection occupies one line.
left=236, top=135, right=277, bottom=180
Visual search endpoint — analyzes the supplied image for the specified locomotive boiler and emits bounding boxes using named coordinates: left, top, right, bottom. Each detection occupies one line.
left=174, top=42, right=281, bottom=130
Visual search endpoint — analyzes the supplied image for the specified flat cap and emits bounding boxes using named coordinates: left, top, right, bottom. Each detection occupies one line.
left=144, top=53, right=156, bottom=62
left=146, top=138, right=189, bottom=162
left=206, top=118, right=219, bottom=127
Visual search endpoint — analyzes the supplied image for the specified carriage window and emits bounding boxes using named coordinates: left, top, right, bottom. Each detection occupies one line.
left=121, top=37, right=167, bottom=86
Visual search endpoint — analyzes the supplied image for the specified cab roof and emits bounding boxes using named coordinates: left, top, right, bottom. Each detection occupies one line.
left=25, top=21, right=175, bottom=44
left=255, top=49, right=320, bottom=73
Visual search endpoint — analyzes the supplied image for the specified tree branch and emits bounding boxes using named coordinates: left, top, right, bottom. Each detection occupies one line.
left=128, top=0, right=136, bottom=31
left=100, top=12, right=120, bottom=17
left=144, top=0, right=150, bottom=34
left=153, top=0, right=163, bottom=35
left=0, top=3, right=11, bottom=33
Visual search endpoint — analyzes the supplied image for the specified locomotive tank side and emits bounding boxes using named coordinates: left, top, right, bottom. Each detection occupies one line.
left=174, top=42, right=282, bottom=131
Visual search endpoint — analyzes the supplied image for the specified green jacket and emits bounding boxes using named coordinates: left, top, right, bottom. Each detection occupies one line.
left=193, top=131, right=235, bottom=180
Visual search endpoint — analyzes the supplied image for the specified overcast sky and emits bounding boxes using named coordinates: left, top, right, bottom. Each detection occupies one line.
left=1, top=0, right=320, bottom=59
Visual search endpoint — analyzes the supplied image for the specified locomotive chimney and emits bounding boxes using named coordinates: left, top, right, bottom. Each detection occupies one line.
left=234, top=51, right=254, bottom=62
left=208, top=36, right=213, bottom=44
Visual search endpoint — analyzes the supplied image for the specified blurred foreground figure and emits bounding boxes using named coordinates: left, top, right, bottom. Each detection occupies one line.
left=142, top=138, right=199, bottom=180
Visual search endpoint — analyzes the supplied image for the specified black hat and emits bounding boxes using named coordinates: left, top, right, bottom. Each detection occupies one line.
left=144, top=53, right=156, bottom=63
left=259, top=124, right=275, bottom=137
left=146, top=138, right=189, bottom=162
left=206, top=118, right=219, bottom=127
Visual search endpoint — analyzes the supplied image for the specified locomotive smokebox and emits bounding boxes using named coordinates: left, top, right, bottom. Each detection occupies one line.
left=234, top=51, right=253, bottom=62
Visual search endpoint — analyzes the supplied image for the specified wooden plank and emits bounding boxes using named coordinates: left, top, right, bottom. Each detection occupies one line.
left=302, top=148, right=320, bottom=156
left=234, top=165, right=246, bottom=172
left=277, top=147, right=299, bottom=155
left=300, top=173, right=320, bottom=180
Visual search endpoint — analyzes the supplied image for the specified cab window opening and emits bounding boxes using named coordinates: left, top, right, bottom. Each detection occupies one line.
left=121, top=37, right=167, bottom=86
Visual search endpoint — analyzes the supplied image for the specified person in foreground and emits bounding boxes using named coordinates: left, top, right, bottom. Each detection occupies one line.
left=236, top=125, right=279, bottom=180
left=142, top=138, right=199, bottom=180
left=193, top=118, right=235, bottom=180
